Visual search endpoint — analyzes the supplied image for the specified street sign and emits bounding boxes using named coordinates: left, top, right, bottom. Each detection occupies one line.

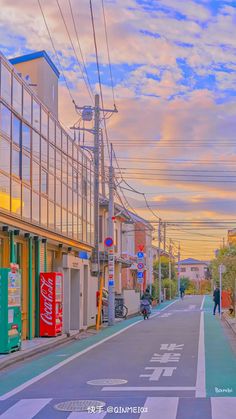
left=108, top=280, right=115, bottom=286
left=137, top=251, right=144, bottom=259
left=137, top=278, right=143, bottom=284
left=219, top=264, right=226, bottom=274
left=137, top=262, right=144, bottom=270
left=138, top=244, right=144, bottom=252
left=137, top=271, right=144, bottom=279
left=104, top=237, right=113, bottom=247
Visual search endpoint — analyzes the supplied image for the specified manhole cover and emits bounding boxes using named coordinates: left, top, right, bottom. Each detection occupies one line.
left=87, top=379, right=127, bottom=386
left=54, top=400, right=105, bottom=412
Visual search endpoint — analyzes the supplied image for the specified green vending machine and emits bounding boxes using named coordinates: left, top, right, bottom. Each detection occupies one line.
left=0, top=266, right=22, bottom=353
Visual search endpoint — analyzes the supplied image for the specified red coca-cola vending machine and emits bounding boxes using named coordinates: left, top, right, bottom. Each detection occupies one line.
left=39, top=272, right=63, bottom=337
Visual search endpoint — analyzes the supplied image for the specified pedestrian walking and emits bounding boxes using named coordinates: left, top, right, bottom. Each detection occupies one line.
left=213, top=285, right=220, bottom=315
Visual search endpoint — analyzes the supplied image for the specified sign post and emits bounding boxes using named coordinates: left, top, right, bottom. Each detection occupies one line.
left=137, top=249, right=145, bottom=293
left=105, top=236, right=115, bottom=326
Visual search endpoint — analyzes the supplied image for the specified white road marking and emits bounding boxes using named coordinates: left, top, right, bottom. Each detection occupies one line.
left=150, top=353, right=181, bottom=363
left=0, top=300, right=179, bottom=401
left=188, top=305, right=196, bottom=310
left=200, top=295, right=205, bottom=311
left=211, top=397, right=236, bottom=419
left=139, top=397, right=178, bottom=419
left=68, top=413, right=106, bottom=418
left=0, top=398, right=51, bottom=418
left=140, top=366, right=176, bottom=381
left=160, top=344, right=184, bottom=351
left=195, top=310, right=206, bottom=398
left=102, top=386, right=196, bottom=392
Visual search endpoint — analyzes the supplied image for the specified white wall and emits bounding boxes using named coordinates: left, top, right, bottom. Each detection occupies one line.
left=123, top=289, right=140, bottom=315
left=87, top=276, right=98, bottom=327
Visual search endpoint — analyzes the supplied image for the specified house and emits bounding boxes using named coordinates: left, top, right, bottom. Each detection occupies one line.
left=178, top=258, right=210, bottom=281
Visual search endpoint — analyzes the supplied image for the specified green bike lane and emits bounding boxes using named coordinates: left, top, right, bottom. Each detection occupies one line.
left=204, top=295, right=236, bottom=397
left=0, top=299, right=177, bottom=399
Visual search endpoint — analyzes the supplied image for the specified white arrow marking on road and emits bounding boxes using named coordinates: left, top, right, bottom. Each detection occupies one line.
left=150, top=353, right=181, bottom=363
left=140, top=367, right=177, bottom=381
left=139, top=397, right=178, bottom=419
left=0, top=399, right=52, bottom=418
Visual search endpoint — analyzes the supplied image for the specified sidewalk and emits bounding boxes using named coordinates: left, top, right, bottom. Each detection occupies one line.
left=223, top=311, right=236, bottom=335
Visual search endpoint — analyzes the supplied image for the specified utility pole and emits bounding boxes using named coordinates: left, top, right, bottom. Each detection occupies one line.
left=108, top=143, right=115, bottom=326
left=158, top=219, right=162, bottom=305
left=163, top=222, right=166, bottom=252
left=169, top=239, right=172, bottom=300
left=178, top=243, right=181, bottom=298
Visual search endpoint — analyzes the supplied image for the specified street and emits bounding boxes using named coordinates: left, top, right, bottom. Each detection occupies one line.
left=0, top=296, right=236, bottom=418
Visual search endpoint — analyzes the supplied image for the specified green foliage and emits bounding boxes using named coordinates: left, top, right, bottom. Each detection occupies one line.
left=162, top=278, right=178, bottom=299
left=180, top=277, right=190, bottom=290
left=153, top=256, right=176, bottom=281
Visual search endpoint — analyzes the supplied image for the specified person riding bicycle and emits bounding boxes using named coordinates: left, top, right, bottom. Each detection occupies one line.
left=180, top=285, right=185, bottom=299
left=140, top=288, right=153, bottom=315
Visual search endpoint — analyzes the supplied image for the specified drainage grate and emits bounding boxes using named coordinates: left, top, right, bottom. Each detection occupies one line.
left=87, top=378, right=128, bottom=386
left=54, top=400, right=106, bottom=412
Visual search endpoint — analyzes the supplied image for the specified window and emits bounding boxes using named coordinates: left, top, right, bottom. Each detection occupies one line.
left=41, top=137, right=48, bottom=167
left=0, top=103, right=11, bottom=137
left=11, top=180, right=21, bottom=214
left=48, top=202, right=55, bottom=229
left=1, top=64, right=11, bottom=104
left=32, top=162, right=40, bottom=191
left=22, top=186, right=31, bottom=219
left=68, top=188, right=72, bottom=209
left=62, top=209, right=67, bottom=235
left=181, top=268, right=186, bottom=273
left=41, top=169, right=48, bottom=194
left=56, top=125, right=61, bottom=148
left=12, top=115, right=21, bottom=146
left=62, top=132, right=67, bottom=153
left=73, top=191, right=77, bottom=214
left=55, top=151, right=61, bottom=178
left=22, top=154, right=31, bottom=182
left=56, top=179, right=61, bottom=205
left=48, top=174, right=55, bottom=201
left=62, top=183, right=67, bottom=208
left=73, top=215, right=78, bottom=238
left=68, top=140, right=72, bottom=157
left=0, top=172, right=10, bottom=211
left=49, top=145, right=55, bottom=173
left=32, top=192, right=39, bottom=222
left=68, top=163, right=72, bottom=188
left=32, top=99, right=40, bottom=131
left=41, top=108, right=48, bottom=138
left=99, top=215, right=103, bottom=243
left=12, top=76, right=22, bottom=115
left=41, top=196, right=48, bottom=226
left=68, top=212, right=73, bottom=237
left=55, top=205, right=61, bottom=231
left=49, top=117, right=55, bottom=143
left=191, top=267, right=199, bottom=271
left=32, top=130, right=40, bottom=160
left=0, top=136, right=10, bottom=173
left=22, top=123, right=31, bottom=151
left=62, top=156, right=67, bottom=179
left=23, top=88, right=31, bottom=123
left=12, top=148, right=20, bottom=177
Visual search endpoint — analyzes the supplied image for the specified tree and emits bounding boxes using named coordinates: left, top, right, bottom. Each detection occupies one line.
left=153, top=256, right=178, bottom=301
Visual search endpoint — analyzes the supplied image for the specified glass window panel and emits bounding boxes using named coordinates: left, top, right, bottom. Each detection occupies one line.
left=41, top=196, right=48, bottom=226
left=0, top=172, right=10, bottom=211
left=22, top=186, right=31, bottom=220
left=48, top=174, right=55, bottom=201
left=41, top=137, right=48, bottom=168
left=55, top=150, right=61, bottom=178
left=68, top=139, right=72, bottom=157
left=12, top=115, right=21, bottom=146
left=0, top=136, right=10, bottom=173
left=23, top=88, right=31, bottom=123
left=56, top=179, right=61, bottom=205
left=32, top=99, right=40, bottom=131
left=83, top=220, right=87, bottom=242
left=68, top=188, right=72, bottom=210
left=0, top=103, right=11, bottom=137
left=32, top=130, right=40, bottom=160
left=62, top=132, right=67, bottom=153
left=32, top=192, right=39, bottom=222
left=68, top=163, right=72, bottom=188
left=72, top=167, right=78, bottom=192
left=12, top=148, right=20, bottom=177
left=55, top=205, right=61, bottom=231
left=78, top=217, right=82, bottom=240
left=11, top=180, right=21, bottom=215
left=22, top=123, right=31, bottom=152
left=12, top=76, right=22, bottom=115
left=1, top=64, right=11, bottom=104
left=41, top=169, right=48, bottom=194
left=56, top=125, right=61, bottom=148
left=62, top=156, right=67, bottom=180
left=49, top=117, right=55, bottom=143
left=78, top=194, right=82, bottom=218
left=49, top=145, right=55, bottom=173
left=73, top=192, right=77, bottom=214
left=41, top=108, right=48, bottom=138
left=62, top=183, right=67, bottom=208
left=73, top=215, right=77, bottom=238
left=62, top=209, right=67, bottom=235
left=32, top=162, right=40, bottom=191
left=49, top=201, right=55, bottom=229
left=68, top=212, right=73, bottom=237
left=22, top=154, right=31, bottom=182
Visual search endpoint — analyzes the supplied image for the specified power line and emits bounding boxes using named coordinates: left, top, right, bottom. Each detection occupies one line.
left=56, top=0, right=94, bottom=103
left=101, top=0, right=116, bottom=106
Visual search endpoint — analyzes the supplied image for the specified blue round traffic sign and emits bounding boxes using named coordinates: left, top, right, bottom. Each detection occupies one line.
left=137, top=251, right=144, bottom=259
left=137, top=262, right=144, bottom=270
left=104, top=237, right=113, bottom=247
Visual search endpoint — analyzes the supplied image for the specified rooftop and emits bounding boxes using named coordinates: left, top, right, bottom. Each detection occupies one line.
left=179, top=258, right=209, bottom=265
left=9, top=50, right=60, bottom=78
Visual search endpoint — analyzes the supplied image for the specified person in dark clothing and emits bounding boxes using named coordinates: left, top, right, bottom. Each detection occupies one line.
left=141, top=288, right=153, bottom=304
left=180, top=285, right=185, bottom=299
left=213, top=286, right=220, bottom=315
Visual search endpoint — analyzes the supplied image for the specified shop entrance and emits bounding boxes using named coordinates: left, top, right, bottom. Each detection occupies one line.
left=14, top=239, right=28, bottom=339
left=70, top=268, right=80, bottom=330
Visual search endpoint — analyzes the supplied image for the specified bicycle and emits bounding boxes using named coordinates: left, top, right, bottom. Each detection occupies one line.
left=115, top=302, right=128, bottom=319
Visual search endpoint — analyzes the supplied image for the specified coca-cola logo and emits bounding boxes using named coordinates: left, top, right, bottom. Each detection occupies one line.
left=40, top=276, right=54, bottom=326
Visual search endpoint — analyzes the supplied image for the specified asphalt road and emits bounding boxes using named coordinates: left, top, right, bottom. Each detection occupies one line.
left=0, top=295, right=236, bottom=419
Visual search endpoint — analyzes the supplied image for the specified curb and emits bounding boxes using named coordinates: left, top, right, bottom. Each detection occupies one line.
left=222, top=312, right=236, bottom=335
left=0, top=331, right=86, bottom=371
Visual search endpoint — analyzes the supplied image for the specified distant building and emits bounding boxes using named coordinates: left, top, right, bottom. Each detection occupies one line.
left=228, top=229, right=236, bottom=246
left=177, top=258, right=210, bottom=281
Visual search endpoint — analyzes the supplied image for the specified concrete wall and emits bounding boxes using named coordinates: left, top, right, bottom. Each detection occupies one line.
left=123, top=289, right=140, bottom=315
left=87, top=276, right=98, bottom=327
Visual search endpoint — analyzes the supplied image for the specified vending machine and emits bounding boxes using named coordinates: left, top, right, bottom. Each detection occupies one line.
left=0, top=266, right=22, bottom=353
left=39, top=272, right=63, bottom=337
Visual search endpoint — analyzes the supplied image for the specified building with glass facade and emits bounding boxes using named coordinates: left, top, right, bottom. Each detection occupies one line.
left=0, top=51, right=96, bottom=341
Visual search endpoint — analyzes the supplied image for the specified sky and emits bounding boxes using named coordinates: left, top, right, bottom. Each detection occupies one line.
left=0, top=0, right=236, bottom=260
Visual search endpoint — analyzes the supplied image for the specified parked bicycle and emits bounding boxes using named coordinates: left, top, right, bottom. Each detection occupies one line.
left=115, top=302, right=128, bottom=319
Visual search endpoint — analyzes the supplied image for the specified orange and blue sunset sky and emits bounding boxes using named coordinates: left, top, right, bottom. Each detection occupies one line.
left=1, top=0, right=236, bottom=260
